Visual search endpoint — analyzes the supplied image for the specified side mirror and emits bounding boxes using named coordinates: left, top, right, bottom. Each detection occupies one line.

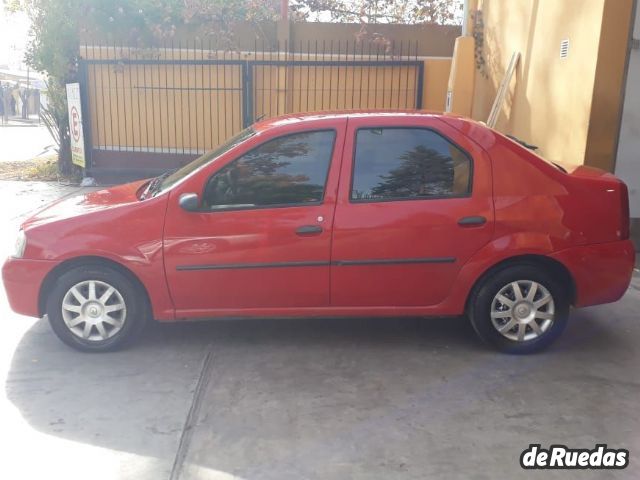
left=178, top=192, right=200, bottom=212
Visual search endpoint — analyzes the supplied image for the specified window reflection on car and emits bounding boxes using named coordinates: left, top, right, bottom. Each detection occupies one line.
left=203, top=130, right=336, bottom=209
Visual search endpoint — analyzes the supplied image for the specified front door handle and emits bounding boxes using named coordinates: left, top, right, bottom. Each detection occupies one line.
left=458, top=216, right=487, bottom=227
left=296, top=225, right=323, bottom=236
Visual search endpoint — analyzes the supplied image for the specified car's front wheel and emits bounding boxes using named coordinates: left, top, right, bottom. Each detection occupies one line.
left=468, top=264, right=570, bottom=354
left=46, top=265, right=148, bottom=352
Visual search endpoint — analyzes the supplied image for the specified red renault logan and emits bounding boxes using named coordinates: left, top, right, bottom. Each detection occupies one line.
left=2, top=112, right=635, bottom=353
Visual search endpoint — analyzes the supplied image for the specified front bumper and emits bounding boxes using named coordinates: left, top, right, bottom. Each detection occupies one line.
left=550, top=239, right=635, bottom=308
left=2, top=257, right=57, bottom=317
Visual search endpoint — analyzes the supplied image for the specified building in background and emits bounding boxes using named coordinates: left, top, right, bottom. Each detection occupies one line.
left=0, top=9, right=46, bottom=122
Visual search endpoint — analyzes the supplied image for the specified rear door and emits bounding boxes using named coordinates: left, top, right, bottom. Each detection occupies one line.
left=330, top=115, right=494, bottom=307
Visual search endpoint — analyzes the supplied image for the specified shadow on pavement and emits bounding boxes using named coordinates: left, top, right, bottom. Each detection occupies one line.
left=6, top=308, right=640, bottom=480
left=5, top=316, right=474, bottom=473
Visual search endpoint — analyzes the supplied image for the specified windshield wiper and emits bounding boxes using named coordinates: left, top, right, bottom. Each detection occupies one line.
left=141, top=170, right=174, bottom=200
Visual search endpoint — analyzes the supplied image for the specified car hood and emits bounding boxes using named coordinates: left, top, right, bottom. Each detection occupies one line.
left=21, top=180, right=149, bottom=230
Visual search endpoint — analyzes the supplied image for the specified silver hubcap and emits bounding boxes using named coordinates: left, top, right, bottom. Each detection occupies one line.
left=490, top=280, right=555, bottom=342
left=61, top=280, right=127, bottom=342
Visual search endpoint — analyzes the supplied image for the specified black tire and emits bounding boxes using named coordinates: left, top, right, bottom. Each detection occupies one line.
left=46, top=264, right=149, bottom=352
left=468, top=264, right=570, bottom=354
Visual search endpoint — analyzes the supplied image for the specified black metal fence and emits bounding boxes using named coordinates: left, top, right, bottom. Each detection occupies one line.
left=78, top=40, right=425, bottom=179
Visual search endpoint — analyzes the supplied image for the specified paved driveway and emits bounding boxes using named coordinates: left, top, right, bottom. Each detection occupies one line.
left=1, top=180, right=639, bottom=480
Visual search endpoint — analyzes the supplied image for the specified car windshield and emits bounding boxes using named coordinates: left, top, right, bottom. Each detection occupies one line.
left=156, top=127, right=256, bottom=194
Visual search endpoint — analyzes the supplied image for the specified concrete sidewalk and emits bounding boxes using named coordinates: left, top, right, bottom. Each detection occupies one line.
left=1, top=180, right=639, bottom=480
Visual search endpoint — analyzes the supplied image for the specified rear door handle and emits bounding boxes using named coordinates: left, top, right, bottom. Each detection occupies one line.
left=458, top=216, right=487, bottom=227
left=296, top=225, right=323, bottom=236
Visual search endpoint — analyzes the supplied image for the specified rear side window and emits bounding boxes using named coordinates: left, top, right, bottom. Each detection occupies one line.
left=203, top=130, right=336, bottom=209
left=351, top=128, right=472, bottom=201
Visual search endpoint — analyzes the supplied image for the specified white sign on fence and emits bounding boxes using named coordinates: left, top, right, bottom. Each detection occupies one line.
left=65, top=83, right=86, bottom=168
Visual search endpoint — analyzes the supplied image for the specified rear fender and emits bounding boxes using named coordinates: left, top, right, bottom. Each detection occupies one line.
left=438, top=233, right=569, bottom=314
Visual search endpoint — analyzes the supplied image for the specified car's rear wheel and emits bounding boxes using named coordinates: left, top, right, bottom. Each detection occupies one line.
left=46, top=265, right=148, bottom=352
left=468, top=264, right=570, bottom=354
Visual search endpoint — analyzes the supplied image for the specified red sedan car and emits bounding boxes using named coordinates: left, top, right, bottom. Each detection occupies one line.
left=2, top=112, right=634, bottom=353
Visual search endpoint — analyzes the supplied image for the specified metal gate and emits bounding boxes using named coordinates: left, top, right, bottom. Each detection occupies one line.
left=78, top=40, right=425, bottom=180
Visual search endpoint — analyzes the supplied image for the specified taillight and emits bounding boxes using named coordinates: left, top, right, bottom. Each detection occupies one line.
left=620, top=182, right=630, bottom=240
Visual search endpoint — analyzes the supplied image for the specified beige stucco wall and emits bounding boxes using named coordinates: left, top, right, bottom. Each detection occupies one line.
left=446, top=36, right=475, bottom=116
left=291, top=22, right=461, bottom=57
left=423, top=58, right=453, bottom=111
left=471, top=0, right=633, bottom=170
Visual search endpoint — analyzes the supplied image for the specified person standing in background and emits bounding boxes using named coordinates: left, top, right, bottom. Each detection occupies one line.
left=9, top=90, right=16, bottom=116
left=20, top=88, right=28, bottom=119
left=0, top=83, right=10, bottom=124
left=0, top=84, right=5, bottom=125
left=11, top=83, right=22, bottom=118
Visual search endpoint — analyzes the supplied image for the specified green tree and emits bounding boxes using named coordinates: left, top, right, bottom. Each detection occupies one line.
left=3, top=0, right=277, bottom=175
left=5, top=0, right=82, bottom=174
left=290, top=0, right=463, bottom=25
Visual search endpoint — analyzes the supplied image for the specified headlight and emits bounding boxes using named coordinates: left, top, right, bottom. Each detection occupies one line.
left=13, top=230, right=26, bottom=258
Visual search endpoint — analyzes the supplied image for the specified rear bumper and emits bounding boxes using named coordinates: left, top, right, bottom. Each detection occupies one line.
left=550, top=240, right=635, bottom=307
left=2, top=257, right=56, bottom=317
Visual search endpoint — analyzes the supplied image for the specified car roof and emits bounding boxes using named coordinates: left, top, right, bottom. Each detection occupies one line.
left=251, top=110, right=472, bottom=132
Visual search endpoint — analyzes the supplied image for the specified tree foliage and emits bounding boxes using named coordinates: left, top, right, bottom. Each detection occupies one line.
left=3, top=0, right=278, bottom=174
left=6, top=0, right=85, bottom=173
left=290, top=0, right=463, bottom=25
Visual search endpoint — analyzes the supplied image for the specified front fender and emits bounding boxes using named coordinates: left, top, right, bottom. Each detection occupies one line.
left=23, top=194, right=175, bottom=321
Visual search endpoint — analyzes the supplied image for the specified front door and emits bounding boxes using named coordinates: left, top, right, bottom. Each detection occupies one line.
left=163, top=122, right=346, bottom=317
left=330, top=116, right=494, bottom=307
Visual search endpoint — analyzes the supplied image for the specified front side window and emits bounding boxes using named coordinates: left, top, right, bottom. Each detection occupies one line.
left=351, top=128, right=472, bottom=201
left=203, top=130, right=336, bottom=209
left=158, top=127, right=256, bottom=193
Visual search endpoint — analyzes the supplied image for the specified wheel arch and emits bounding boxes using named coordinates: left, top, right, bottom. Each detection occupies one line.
left=38, top=255, right=152, bottom=317
left=465, top=254, right=576, bottom=311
